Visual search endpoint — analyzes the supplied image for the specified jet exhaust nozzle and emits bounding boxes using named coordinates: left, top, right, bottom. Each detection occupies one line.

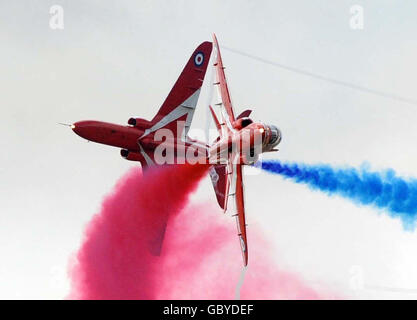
left=266, top=124, right=282, bottom=147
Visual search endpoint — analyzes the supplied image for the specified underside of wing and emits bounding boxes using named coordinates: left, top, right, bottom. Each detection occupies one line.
left=225, top=156, right=248, bottom=266
left=234, top=164, right=248, bottom=266
left=212, top=34, right=236, bottom=134
left=210, top=35, right=248, bottom=266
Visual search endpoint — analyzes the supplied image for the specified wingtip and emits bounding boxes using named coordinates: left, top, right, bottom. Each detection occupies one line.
left=243, top=258, right=248, bottom=267
left=212, top=33, right=219, bottom=46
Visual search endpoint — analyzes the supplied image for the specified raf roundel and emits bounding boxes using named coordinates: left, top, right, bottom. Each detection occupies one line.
left=194, top=52, right=204, bottom=66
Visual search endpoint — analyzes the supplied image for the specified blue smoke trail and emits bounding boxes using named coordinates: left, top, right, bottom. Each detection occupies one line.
left=261, top=160, right=417, bottom=229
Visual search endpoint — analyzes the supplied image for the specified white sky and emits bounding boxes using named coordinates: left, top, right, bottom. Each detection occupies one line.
left=1, top=0, right=417, bottom=299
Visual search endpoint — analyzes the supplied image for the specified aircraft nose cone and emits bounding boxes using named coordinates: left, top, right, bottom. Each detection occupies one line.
left=71, top=121, right=82, bottom=135
left=71, top=120, right=92, bottom=138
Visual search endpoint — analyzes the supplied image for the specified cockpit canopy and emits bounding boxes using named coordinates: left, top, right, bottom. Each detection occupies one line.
left=233, top=117, right=253, bottom=130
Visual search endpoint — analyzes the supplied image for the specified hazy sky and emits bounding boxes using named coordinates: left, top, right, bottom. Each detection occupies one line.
left=1, top=0, right=417, bottom=299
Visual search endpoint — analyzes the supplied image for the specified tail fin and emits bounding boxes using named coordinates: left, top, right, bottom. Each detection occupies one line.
left=141, top=41, right=213, bottom=140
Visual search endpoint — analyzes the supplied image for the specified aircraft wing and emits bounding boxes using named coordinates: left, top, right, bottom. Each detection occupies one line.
left=212, top=34, right=236, bottom=133
left=226, top=154, right=248, bottom=266
left=209, top=34, right=248, bottom=266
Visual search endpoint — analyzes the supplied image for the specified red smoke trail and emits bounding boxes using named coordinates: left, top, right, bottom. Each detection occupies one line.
left=68, top=164, right=208, bottom=299
left=156, top=203, right=327, bottom=299
left=69, top=165, right=332, bottom=299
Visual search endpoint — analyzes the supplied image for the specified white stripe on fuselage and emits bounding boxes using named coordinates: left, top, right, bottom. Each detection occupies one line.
left=137, top=88, right=209, bottom=163
left=140, top=89, right=201, bottom=141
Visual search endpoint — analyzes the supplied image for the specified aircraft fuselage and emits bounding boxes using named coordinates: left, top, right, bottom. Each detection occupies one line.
left=72, top=120, right=143, bottom=152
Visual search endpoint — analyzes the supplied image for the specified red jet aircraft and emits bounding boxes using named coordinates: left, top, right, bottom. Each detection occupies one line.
left=71, top=35, right=281, bottom=266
